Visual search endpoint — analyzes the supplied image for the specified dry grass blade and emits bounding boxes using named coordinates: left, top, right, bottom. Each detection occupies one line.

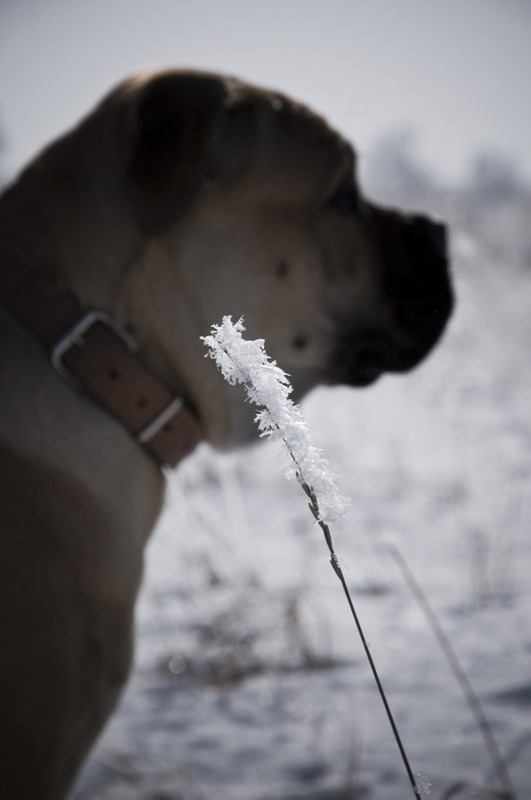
left=388, top=544, right=517, bottom=800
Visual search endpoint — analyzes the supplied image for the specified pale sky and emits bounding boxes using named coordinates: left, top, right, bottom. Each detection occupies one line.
left=1, top=0, right=530, bottom=184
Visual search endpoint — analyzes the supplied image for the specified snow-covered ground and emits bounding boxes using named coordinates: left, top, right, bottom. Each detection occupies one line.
left=70, top=169, right=531, bottom=799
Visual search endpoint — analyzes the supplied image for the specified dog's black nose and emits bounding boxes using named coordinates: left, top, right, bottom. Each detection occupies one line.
left=405, top=215, right=447, bottom=262
left=395, top=214, right=452, bottom=336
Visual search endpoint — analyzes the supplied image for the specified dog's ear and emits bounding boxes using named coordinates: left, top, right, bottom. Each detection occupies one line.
left=127, top=73, right=226, bottom=234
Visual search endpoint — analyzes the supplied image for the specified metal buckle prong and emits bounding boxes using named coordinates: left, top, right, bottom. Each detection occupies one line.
left=137, top=397, right=183, bottom=444
left=51, top=310, right=137, bottom=385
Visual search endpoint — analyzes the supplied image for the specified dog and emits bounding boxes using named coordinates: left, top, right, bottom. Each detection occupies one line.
left=0, top=69, right=453, bottom=799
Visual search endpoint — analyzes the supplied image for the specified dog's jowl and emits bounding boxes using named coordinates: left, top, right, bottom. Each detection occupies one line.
left=0, top=70, right=453, bottom=799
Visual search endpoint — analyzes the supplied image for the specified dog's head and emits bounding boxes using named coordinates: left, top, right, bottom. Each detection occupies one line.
left=31, top=70, right=454, bottom=448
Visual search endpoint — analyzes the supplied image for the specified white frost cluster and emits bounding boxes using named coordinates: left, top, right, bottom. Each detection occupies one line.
left=202, top=316, right=349, bottom=523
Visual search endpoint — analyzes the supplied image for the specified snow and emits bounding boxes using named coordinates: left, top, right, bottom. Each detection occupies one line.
left=69, top=176, right=531, bottom=799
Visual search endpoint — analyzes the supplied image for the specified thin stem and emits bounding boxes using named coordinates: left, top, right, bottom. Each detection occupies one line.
left=388, top=544, right=516, bottom=800
left=303, top=484, right=423, bottom=800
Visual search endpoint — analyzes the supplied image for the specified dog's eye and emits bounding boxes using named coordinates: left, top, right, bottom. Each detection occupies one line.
left=328, top=181, right=361, bottom=216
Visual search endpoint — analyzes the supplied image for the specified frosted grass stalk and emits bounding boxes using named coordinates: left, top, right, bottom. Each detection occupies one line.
left=202, top=315, right=348, bottom=524
left=202, top=315, right=426, bottom=800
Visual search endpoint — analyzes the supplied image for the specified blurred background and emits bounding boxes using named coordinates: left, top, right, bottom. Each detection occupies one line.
left=1, top=1, right=530, bottom=798
left=1, top=0, right=531, bottom=185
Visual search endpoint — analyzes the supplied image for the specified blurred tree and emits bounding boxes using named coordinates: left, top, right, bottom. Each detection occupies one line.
left=465, top=152, right=527, bottom=203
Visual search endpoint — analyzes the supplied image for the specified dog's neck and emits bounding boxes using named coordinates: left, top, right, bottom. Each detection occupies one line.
left=0, top=245, right=203, bottom=469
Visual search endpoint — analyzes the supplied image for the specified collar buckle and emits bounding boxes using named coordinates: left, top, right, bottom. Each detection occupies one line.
left=51, top=310, right=137, bottom=385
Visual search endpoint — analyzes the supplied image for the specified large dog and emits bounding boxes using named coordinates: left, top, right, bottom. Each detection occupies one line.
left=0, top=70, right=452, bottom=799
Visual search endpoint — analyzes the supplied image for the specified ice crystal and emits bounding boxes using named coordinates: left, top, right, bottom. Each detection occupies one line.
left=202, top=316, right=349, bottom=524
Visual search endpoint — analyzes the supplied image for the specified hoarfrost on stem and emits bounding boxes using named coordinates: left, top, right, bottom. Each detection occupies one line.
left=202, top=316, right=349, bottom=524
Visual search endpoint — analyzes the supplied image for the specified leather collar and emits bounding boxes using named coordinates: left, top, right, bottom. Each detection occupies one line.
left=0, top=256, right=203, bottom=468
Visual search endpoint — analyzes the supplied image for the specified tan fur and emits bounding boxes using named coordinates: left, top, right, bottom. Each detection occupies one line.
left=0, top=70, right=452, bottom=799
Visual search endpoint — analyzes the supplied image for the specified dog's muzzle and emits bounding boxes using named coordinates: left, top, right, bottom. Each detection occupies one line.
left=332, top=212, right=453, bottom=387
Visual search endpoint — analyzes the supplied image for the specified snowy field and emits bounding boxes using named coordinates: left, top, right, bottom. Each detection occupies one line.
left=70, top=163, right=531, bottom=800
